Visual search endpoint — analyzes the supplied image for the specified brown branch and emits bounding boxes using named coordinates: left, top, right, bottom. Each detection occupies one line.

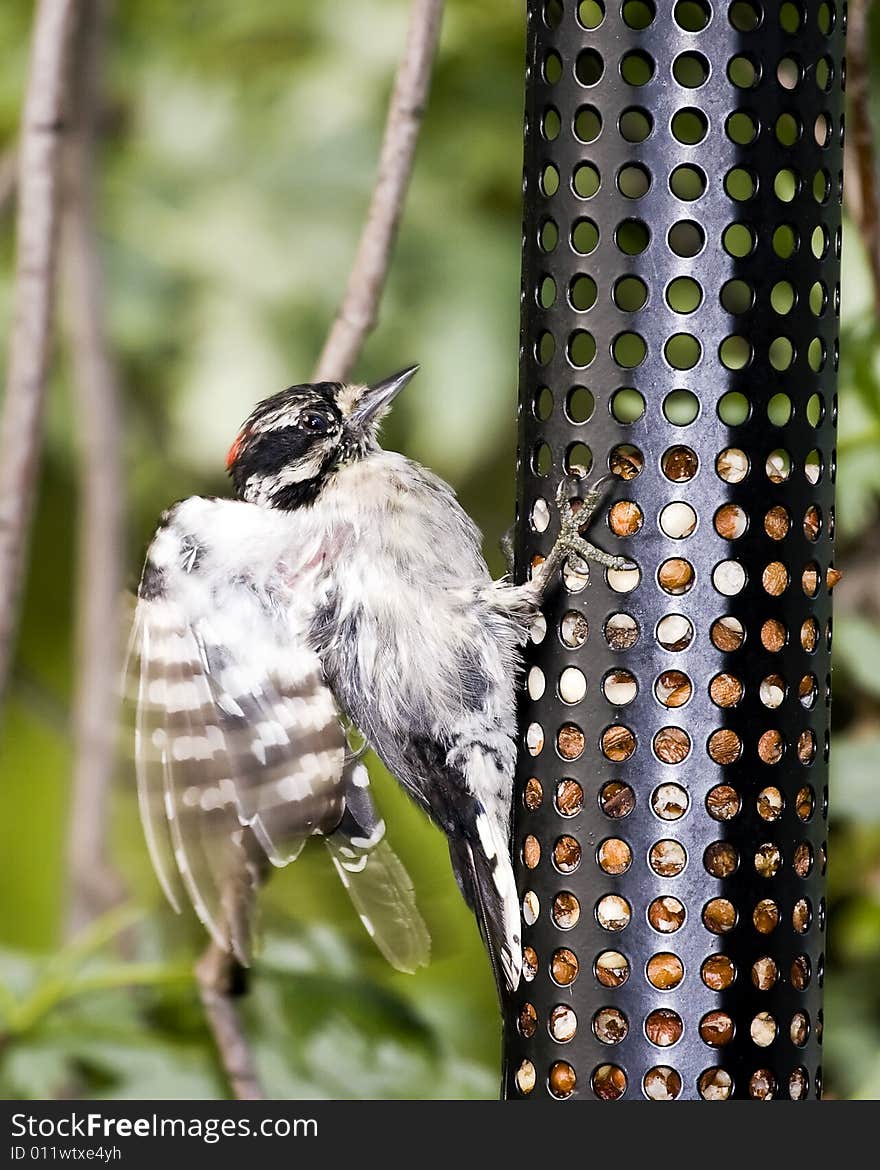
left=312, top=0, right=444, bottom=382
left=62, top=0, right=126, bottom=938
left=848, top=0, right=880, bottom=316
left=196, top=942, right=263, bottom=1101
left=0, top=0, right=78, bottom=706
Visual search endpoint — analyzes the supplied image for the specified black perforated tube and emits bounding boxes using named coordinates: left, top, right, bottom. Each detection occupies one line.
left=504, top=0, right=844, bottom=1101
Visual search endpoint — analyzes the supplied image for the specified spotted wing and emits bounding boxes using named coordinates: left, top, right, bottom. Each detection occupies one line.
left=326, top=755, right=430, bottom=974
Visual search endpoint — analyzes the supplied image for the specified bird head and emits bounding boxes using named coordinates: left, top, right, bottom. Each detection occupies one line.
left=226, top=364, right=419, bottom=509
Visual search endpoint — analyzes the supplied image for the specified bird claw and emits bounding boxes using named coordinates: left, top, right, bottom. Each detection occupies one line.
left=550, top=475, right=632, bottom=573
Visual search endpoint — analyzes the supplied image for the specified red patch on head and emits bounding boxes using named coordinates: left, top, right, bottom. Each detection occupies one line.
left=225, top=427, right=250, bottom=471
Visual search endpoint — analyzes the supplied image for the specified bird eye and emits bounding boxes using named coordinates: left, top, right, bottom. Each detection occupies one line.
left=299, top=409, right=332, bottom=433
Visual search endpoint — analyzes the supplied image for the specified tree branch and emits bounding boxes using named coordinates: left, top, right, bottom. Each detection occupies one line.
left=312, top=0, right=444, bottom=382
left=848, top=0, right=880, bottom=316
left=62, top=0, right=126, bottom=938
left=195, top=941, right=263, bottom=1102
left=0, top=0, right=78, bottom=706
left=193, top=0, right=445, bottom=1101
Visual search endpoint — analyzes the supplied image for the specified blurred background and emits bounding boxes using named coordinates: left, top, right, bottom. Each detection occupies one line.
left=0, top=0, right=879, bottom=1099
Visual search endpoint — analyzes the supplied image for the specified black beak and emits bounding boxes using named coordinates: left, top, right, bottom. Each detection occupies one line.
left=349, top=364, right=419, bottom=430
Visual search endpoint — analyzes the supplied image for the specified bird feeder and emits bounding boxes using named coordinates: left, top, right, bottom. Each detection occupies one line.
left=506, top=0, right=843, bottom=1101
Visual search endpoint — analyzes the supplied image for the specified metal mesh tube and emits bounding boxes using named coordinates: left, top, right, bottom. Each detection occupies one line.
left=504, top=0, right=844, bottom=1101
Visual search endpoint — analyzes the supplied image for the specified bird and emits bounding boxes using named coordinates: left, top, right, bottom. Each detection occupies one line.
left=128, top=365, right=625, bottom=993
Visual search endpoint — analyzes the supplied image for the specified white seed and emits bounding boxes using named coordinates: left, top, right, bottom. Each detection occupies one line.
left=531, top=497, right=551, bottom=533
left=659, top=501, right=697, bottom=538
left=607, top=565, right=640, bottom=593
left=550, top=1006, right=577, bottom=1042
left=717, top=447, right=749, bottom=483
left=759, top=680, right=784, bottom=708
left=563, top=554, right=589, bottom=592
left=657, top=614, right=693, bottom=649
left=560, top=666, right=587, bottom=703
left=526, top=722, right=544, bottom=755
left=523, top=890, right=540, bottom=926
left=527, top=666, right=546, bottom=700
left=713, top=559, right=746, bottom=596
left=603, top=672, right=636, bottom=705
left=750, top=1012, right=777, bottom=1048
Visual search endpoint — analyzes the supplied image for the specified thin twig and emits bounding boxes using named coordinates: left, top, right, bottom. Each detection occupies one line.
left=62, top=0, right=126, bottom=938
left=848, top=0, right=880, bottom=316
left=0, top=0, right=78, bottom=706
left=196, top=941, right=263, bottom=1102
left=312, top=0, right=444, bottom=382
left=0, top=146, right=17, bottom=215
left=194, top=0, right=445, bottom=1101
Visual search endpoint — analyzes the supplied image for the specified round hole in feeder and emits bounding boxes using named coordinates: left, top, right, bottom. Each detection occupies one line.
left=728, top=53, right=759, bottom=87
left=566, top=385, right=595, bottom=424
left=710, top=616, right=745, bottom=652
left=703, top=897, right=737, bottom=934
left=673, top=50, right=709, bottom=87
left=540, top=164, right=560, bottom=197
left=718, top=390, right=749, bottom=425
left=554, top=835, right=581, bottom=874
left=801, top=617, right=819, bottom=652
left=716, top=448, right=749, bottom=484
left=790, top=1069, right=809, bottom=1100
left=595, top=949, right=630, bottom=988
left=724, top=165, right=757, bottom=200
left=649, top=839, right=687, bottom=877
left=700, top=1011, right=735, bottom=1047
left=654, top=670, right=692, bottom=708
left=619, top=106, right=653, bottom=143
left=714, top=504, right=747, bottom=539
left=549, top=1004, right=578, bottom=1043
left=659, top=502, right=697, bottom=538
left=764, top=505, right=790, bottom=540
left=573, top=104, right=602, bottom=143
left=644, top=1066, right=682, bottom=1100
left=671, top=107, right=709, bottom=145
left=772, top=223, right=798, bottom=258
left=729, top=1, right=762, bottom=33
left=555, top=779, right=583, bottom=818
left=601, top=724, right=636, bottom=761
left=713, top=559, right=746, bottom=596
left=658, top=558, right=694, bottom=595
left=597, top=894, right=632, bottom=931
left=645, top=1009, right=683, bottom=1048
left=662, top=445, right=699, bottom=481
left=610, top=388, right=646, bottom=422
left=648, top=896, right=685, bottom=933
left=761, top=618, right=787, bottom=652
left=656, top=614, right=694, bottom=650
left=757, top=785, right=784, bottom=820
left=663, top=388, right=699, bottom=424
left=575, top=48, right=604, bottom=87
left=617, top=163, right=651, bottom=199
left=568, top=330, right=596, bottom=368
left=602, top=668, right=637, bottom=704
left=543, top=51, right=562, bottom=84
left=552, top=891, right=580, bottom=930
left=571, top=217, right=599, bottom=255
left=622, top=0, right=656, bottom=28
left=720, top=278, right=754, bottom=313
left=518, top=1001, right=537, bottom=1038
left=726, top=111, right=758, bottom=146
left=796, top=784, right=815, bottom=819
left=569, top=274, right=597, bottom=312
left=754, top=842, right=782, bottom=878
left=523, top=778, right=543, bottom=813
left=523, top=945, right=538, bottom=982
left=559, top=665, right=587, bottom=704
left=620, top=50, right=655, bottom=86
left=613, top=275, right=649, bottom=311
left=551, top=947, right=579, bottom=986
left=707, top=783, right=741, bottom=821
left=655, top=726, right=691, bottom=763
left=604, top=611, right=639, bottom=649
left=790, top=1011, right=810, bottom=1047
left=560, top=610, right=589, bottom=648
left=701, top=954, right=736, bottom=991
left=592, top=1064, right=626, bottom=1100
left=759, top=674, right=786, bottom=709
left=704, top=841, right=738, bottom=877
left=804, top=504, right=822, bottom=540
left=668, top=219, right=705, bottom=257
left=758, top=729, right=784, bottom=764
left=515, top=1059, right=536, bottom=1095
left=674, top=0, right=710, bottom=31
left=577, top=0, right=606, bottom=28
left=791, top=953, right=811, bottom=988
left=593, top=1006, right=629, bottom=1045
left=709, top=672, right=743, bottom=708
left=749, top=1070, right=776, bottom=1100
left=753, top=898, right=780, bottom=934
left=616, top=217, right=650, bottom=254
left=522, top=835, right=541, bottom=869
left=573, top=162, right=601, bottom=199
left=612, top=331, right=647, bottom=368
left=752, top=956, right=778, bottom=990
left=565, top=439, right=593, bottom=476
left=647, top=952, right=684, bottom=990
left=652, top=783, right=689, bottom=820
left=523, top=890, right=540, bottom=925
left=558, top=723, right=585, bottom=760
left=539, top=217, right=558, bottom=253
left=549, top=1060, right=576, bottom=1099
left=699, top=1068, right=733, bottom=1100
left=600, top=781, right=635, bottom=819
